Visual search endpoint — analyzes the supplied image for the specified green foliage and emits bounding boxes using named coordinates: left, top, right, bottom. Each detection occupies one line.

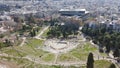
left=0, top=34, right=5, bottom=38
left=94, top=60, right=114, bottom=68
left=87, top=52, right=94, bottom=68
left=0, top=42, right=6, bottom=48
left=0, top=39, right=13, bottom=48
left=69, top=42, right=97, bottom=61
left=47, top=22, right=80, bottom=38
left=82, top=23, right=120, bottom=53
left=109, top=63, right=116, bottom=68
left=113, top=48, right=120, bottom=57
left=42, top=53, right=55, bottom=62
left=58, top=53, right=77, bottom=61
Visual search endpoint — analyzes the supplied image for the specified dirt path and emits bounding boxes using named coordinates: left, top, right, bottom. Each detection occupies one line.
left=0, top=53, right=85, bottom=66
left=54, top=54, right=58, bottom=64
left=19, top=26, right=49, bottom=46
left=19, top=37, right=26, bottom=46
left=0, top=51, right=119, bottom=67
left=0, top=60, right=18, bottom=68
left=1, top=31, right=119, bottom=67
left=34, top=26, right=49, bottom=40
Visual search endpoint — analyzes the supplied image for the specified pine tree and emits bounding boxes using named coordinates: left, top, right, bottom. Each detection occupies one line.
left=113, top=48, right=120, bottom=57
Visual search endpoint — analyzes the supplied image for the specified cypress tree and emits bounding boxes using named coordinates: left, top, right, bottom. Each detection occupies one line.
left=109, top=63, right=116, bottom=68
left=87, top=52, right=94, bottom=68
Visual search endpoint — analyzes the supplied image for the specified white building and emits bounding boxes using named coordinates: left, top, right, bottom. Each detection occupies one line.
left=59, top=8, right=89, bottom=16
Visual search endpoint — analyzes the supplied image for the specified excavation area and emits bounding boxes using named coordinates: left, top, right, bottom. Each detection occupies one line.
left=43, top=38, right=79, bottom=53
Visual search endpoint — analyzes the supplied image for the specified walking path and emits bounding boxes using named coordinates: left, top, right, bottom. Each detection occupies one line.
left=1, top=27, right=119, bottom=67
left=34, top=26, right=49, bottom=40
left=54, top=54, right=58, bottom=64
left=19, top=26, right=49, bottom=47
left=19, top=37, right=26, bottom=47
left=0, top=52, right=117, bottom=67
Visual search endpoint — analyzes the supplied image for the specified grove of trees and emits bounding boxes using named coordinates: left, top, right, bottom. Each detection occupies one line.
left=82, top=23, right=120, bottom=57
left=47, top=20, right=80, bottom=38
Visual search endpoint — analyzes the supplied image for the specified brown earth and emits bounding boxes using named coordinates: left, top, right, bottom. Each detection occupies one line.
left=0, top=60, right=19, bottom=68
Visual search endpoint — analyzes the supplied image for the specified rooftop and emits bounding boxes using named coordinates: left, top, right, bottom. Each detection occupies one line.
left=59, top=9, right=86, bottom=11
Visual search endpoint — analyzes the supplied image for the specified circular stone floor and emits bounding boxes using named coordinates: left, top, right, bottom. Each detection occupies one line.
left=43, top=39, right=79, bottom=53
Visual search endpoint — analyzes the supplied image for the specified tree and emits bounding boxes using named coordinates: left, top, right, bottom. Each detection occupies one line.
left=113, top=48, right=120, bottom=57
left=33, top=29, right=36, bottom=36
left=4, top=39, right=12, bottom=47
left=109, top=63, right=116, bottom=68
left=30, top=29, right=36, bottom=37
left=47, top=21, right=80, bottom=38
left=104, top=34, right=111, bottom=53
left=87, top=52, right=94, bottom=68
left=22, top=25, right=26, bottom=30
left=30, top=31, right=34, bottom=37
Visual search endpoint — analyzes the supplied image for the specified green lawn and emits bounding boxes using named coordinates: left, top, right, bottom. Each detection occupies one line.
left=0, top=35, right=112, bottom=68
left=0, top=38, right=49, bottom=58
left=42, top=53, right=55, bottom=62
left=94, top=60, right=114, bottom=68
left=58, top=53, right=78, bottom=62
left=0, top=56, right=85, bottom=68
left=70, top=50, right=88, bottom=61
left=41, top=28, right=49, bottom=37
left=25, top=38, right=44, bottom=47
left=1, top=47, right=27, bottom=57
left=69, top=42, right=97, bottom=61
left=83, top=42, right=97, bottom=52
left=0, top=56, right=33, bottom=68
